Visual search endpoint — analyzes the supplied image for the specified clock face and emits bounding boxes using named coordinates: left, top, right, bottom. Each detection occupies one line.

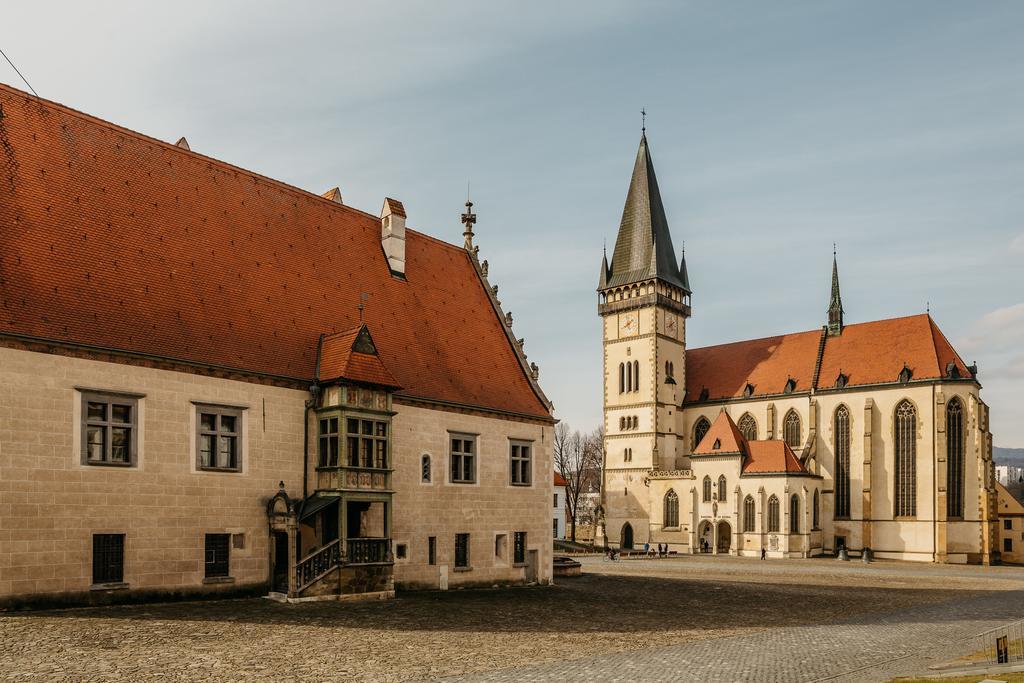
left=666, top=315, right=677, bottom=335
left=620, top=313, right=638, bottom=336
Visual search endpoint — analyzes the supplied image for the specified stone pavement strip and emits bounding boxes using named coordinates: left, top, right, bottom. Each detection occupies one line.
left=442, top=588, right=1024, bottom=683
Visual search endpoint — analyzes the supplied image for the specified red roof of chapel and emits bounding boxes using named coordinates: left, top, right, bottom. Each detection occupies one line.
left=693, top=412, right=808, bottom=475
left=0, top=83, right=549, bottom=419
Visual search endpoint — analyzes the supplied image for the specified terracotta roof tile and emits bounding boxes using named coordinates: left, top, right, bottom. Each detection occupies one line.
left=742, top=440, right=807, bottom=475
left=0, top=84, right=548, bottom=419
left=693, top=411, right=748, bottom=455
left=318, top=325, right=400, bottom=388
left=554, top=473, right=568, bottom=487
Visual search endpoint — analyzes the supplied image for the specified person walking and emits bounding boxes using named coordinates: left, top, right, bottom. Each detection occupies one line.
left=761, top=546, right=767, bottom=561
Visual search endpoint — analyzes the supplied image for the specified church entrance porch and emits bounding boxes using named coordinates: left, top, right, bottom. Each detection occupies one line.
left=717, top=521, right=732, bottom=554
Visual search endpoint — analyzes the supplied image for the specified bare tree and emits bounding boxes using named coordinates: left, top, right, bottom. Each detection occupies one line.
left=554, top=422, right=603, bottom=543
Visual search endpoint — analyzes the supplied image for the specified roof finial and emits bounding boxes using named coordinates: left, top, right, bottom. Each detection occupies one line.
left=461, top=187, right=477, bottom=251
left=927, top=300, right=930, bottom=315
left=641, top=108, right=646, bottom=135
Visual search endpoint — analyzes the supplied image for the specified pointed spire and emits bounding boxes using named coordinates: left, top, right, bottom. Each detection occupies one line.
left=603, top=133, right=688, bottom=293
left=598, top=243, right=610, bottom=289
left=679, top=241, right=690, bottom=292
left=827, top=245, right=844, bottom=336
left=461, top=193, right=476, bottom=251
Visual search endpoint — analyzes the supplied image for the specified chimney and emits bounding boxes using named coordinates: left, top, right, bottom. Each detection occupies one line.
left=381, top=198, right=407, bottom=276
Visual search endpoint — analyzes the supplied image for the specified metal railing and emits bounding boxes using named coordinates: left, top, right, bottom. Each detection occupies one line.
left=971, top=618, right=1024, bottom=666
left=347, top=538, right=390, bottom=564
left=296, top=539, right=341, bottom=591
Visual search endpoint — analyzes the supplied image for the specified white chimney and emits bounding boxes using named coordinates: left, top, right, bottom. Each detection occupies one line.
left=380, top=197, right=406, bottom=276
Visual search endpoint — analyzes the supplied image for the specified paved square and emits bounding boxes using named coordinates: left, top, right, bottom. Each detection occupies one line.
left=2, top=556, right=1023, bottom=682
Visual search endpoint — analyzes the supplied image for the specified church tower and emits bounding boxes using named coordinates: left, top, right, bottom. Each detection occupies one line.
left=597, top=132, right=690, bottom=549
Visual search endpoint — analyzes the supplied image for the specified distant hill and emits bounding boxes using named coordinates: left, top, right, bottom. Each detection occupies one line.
left=995, top=447, right=1024, bottom=466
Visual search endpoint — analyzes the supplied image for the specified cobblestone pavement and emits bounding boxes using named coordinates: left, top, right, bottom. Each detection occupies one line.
left=1, top=556, right=1022, bottom=682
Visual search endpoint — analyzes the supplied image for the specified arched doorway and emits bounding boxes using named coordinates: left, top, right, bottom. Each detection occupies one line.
left=717, top=520, right=731, bottom=554
left=621, top=522, right=634, bottom=550
left=697, top=520, right=713, bottom=553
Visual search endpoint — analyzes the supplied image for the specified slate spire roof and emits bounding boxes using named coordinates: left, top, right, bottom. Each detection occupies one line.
left=603, top=134, right=689, bottom=292
left=827, top=249, right=844, bottom=335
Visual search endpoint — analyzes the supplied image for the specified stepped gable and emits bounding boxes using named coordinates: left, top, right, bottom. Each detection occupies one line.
left=0, top=83, right=549, bottom=419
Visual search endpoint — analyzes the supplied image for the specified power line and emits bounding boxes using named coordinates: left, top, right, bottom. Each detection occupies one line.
left=0, top=45, right=38, bottom=97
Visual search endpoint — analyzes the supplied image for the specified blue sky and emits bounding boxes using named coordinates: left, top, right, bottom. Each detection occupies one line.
left=3, top=1, right=1023, bottom=444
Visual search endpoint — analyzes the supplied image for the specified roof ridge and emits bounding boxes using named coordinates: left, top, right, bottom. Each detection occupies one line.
left=927, top=314, right=970, bottom=375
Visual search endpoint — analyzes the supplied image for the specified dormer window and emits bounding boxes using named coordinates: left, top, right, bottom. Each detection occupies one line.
left=784, top=378, right=797, bottom=394
left=835, top=372, right=848, bottom=389
left=945, top=362, right=961, bottom=379
left=712, top=438, right=721, bottom=450
left=743, top=383, right=755, bottom=398
left=699, top=387, right=710, bottom=401
left=898, top=364, right=913, bottom=384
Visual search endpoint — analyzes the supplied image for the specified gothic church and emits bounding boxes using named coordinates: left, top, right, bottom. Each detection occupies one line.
left=596, top=133, right=998, bottom=563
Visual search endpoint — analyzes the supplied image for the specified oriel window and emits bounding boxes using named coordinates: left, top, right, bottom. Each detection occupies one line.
left=318, top=416, right=340, bottom=467
left=346, top=417, right=389, bottom=469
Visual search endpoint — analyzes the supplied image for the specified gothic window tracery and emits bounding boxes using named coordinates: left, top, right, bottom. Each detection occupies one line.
left=789, top=494, right=800, bottom=533
left=834, top=405, right=851, bottom=519
left=693, top=416, right=711, bottom=450
left=718, top=475, right=727, bottom=502
left=702, top=476, right=712, bottom=503
left=768, top=495, right=780, bottom=533
left=947, top=397, right=964, bottom=518
left=784, top=410, right=802, bottom=448
left=738, top=413, right=757, bottom=441
left=743, top=495, right=755, bottom=532
left=664, top=489, right=679, bottom=528
left=894, top=400, right=917, bottom=517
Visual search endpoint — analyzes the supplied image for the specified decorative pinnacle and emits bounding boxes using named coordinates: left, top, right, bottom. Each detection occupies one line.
left=461, top=196, right=477, bottom=251
left=641, top=108, right=646, bottom=134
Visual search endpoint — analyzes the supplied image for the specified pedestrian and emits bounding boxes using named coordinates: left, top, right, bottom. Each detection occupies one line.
left=761, top=546, right=766, bottom=561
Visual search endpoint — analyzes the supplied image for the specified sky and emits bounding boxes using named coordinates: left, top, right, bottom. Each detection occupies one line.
left=2, top=1, right=1023, bottom=444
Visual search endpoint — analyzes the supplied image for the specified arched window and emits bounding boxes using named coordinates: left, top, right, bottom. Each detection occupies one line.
left=947, top=397, right=964, bottom=518
left=812, top=490, right=820, bottom=530
left=618, top=363, right=625, bottom=393
left=790, top=494, right=800, bottom=533
left=633, top=361, right=640, bottom=392
left=421, top=454, right=431, bottom=483
left=768, top=495, right=780, bottom=533
left=717, top=475, right=727, bottom=502
left=743, top=495, right=755, bottom=532
left=738, top=413, right=757, bottom=441
left=834, top=405, right=851, bottom=519
left=702, top=476, right=712, bottom=502
left=894, top=399, right=917, bottom=517
left=625, top=363, right=632, bottom=392
left=664, top=489, right=679, bottom=528
left=693, top=417, right=711, bottom=450
left=784, top=410, right=802, bottom=448
left=619, top=417, right=625, bottom=430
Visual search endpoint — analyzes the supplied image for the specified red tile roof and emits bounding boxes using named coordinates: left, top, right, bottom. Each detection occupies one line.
left=318, top=326, right=400, bottom=389
left=693, top=411, right=748, bottom=455
left=742, top=440, right=807, bottom=475
left=0, top=84, right=549, bottom=419
left=685, top=314, right=971, bottom=403
left=554, top=472, right=568, bottom=487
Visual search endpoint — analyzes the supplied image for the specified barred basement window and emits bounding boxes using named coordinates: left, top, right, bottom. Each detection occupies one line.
left=513, top=531, right=527, bottom=565
left=664, top=489, right=679, bottom=528
left=784, top=410, right=802, bottom=448
left=738, top=413, right=757, bottom=441
left=834, top=405, right=851, bottom=519
left=947, top=397, right=965, bottom=518
left=693, top=416, right=711, bottom=450
left=318, top=416, right=339, bottom=467
left=894, top=400, right=918, bottom=517
left=197, top=405, right=242, bottom=471
left=92, top=533, right=125, bottom=585
left=510, top=441, right=532, bottom=486
left=743, top=496, right=756, bottom=532
left=347, top=418, right=389, bottom=469
left=768, top=495, right=780, bottom=533
left=421, top=454, right=432, bottom=483
left=455, top=533, right=470, bottom=569
left=718, top=475, right=727, bottom=502
left=789, top=495, right=800, bottom=533
left=82, top=392, right=138, bottom=466
left=450, top=435, right=476, bottom=483
left=703, top=476, right=712, bottom=502
left=205, top=533, right=230, bottom=578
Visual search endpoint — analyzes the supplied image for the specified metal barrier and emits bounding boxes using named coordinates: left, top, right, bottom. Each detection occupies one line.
left=971, top=618, right=1024, bottom=666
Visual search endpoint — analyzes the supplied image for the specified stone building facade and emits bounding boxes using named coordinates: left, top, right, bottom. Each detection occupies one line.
left=0, top=83, right=554, bottom=607
left=596, top=133, right=998, bottom=563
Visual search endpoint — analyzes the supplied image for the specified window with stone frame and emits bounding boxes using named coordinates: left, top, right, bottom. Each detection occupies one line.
left=702, top=476, right=712, bottom=502
left=428, top=536, right=437, bottom=565
left=510, top=440, right=532, bottom=486
left=834, top=405, right=851, bottom=519
left=768, top=495, right=780, bottom=533
left=205, top=533, right=230, bottom=578
left=450, top=434, right=476, bottom=483
left=82, top=392, right=139, bottom=466
left=421, top=454, right=432, bottom=483
left=455, top=533, right=470, bottom=568
left=513, top=531, right=527, bottom=565
left=813, top=490, right=820, bottom=530
left=784, top=410, right=802, bottom=448
left=346, top=417, right=389, bottom=469
left=663, top=489, right=679, bottom=528
left=92, top=533, right=125, bottom=585
left=946, top=397, right=965, bottom=518
left=693, top=416, right=711, bottom=450
left=718, top=475, right=727, bottom=502
left=737, top=413, right=757, bottom=441
left=894, top=400, right=917, bottom=517
left=743, top=496, right=756, bottom=532
left=790, top=494, right=800, bottom=533
left=196, top=405, right=242, bottom=471
left=318, top=416, right=340, bottom=467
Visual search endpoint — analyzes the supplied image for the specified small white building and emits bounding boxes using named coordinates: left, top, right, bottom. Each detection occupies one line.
left=554, top=473, right=568, bottom=539
left=997, top=465, right=1024, bottom=486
